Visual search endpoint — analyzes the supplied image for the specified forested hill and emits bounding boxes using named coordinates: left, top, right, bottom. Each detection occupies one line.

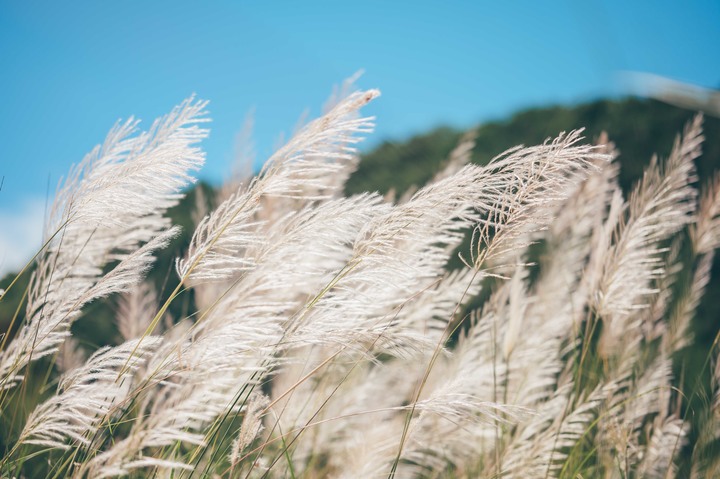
left=346, top=97, right=720, bottom=197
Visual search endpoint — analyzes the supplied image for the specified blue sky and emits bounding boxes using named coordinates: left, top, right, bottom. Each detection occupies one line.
left=0, top=0, right=718, bottom=273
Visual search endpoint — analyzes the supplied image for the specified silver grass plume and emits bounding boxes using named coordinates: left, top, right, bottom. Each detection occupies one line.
left=116, top=282, right=161, bottom=341
left=0, top=98, right=208, bottom=389
left=178, top=89, right=379, bottom=283
left=499, top=382, right=617, bottom=478
left=594, top=115, right=703, bottom=352
left=692, top=169, right=720, bottom=255
left=55, top=336, right=86, bottom=374
left=19, top=337, right=161, bottom=450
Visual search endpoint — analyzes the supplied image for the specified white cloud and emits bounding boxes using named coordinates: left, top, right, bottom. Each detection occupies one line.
left=0, top=198, right=46, bottom=277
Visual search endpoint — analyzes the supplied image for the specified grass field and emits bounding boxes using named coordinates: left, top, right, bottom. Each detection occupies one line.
left=1, top=85, right=719, bottom=478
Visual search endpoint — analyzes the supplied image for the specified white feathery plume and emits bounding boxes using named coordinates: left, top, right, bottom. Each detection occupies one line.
left=499, top=383, right=615, bottom=478
left=99, top=318, right=275, bottom=470
left=502, top=265, right=528, bottom=361
left=397, top=376, right=532, bottom=476
left=268, top=342, right=518, bottom=477
left=393, top=396, right=529, bottom=478
left=19, top=337, right=161, bottom=450
left=637, top=416, right=688, bottom=478
left=491, top=144, right=632, bottom=476
left=330, top=312, right=492, bottom=477
left=269, top=348, right=419, bottom=476
left=641, top=238, right=683, bottom=343
left=55, top=336, right=85, bottom=374
left=687, top=353, right=720, bottom=479
left=692, top=170, right=720, bottom=255
left=546, top=136, right=619, bottom=322
left=666, top=250, right=713, bottom=352
left=626, top=362, right=689, bottom=479
left=583, top=187, right=624, bottom=303
left=0, top=98, right=208, bottom=388
left=47, top=97, right=207, bottom=231
left=663, top=168, right=720, bottom=353
left=414, top=278, right=524, bottom=473
left=1, top=226, right=176, bottom=386
left=135, top=197, right=382, bottom=472
left=594, top=115, right=702, bottom=347
left=388, top=268, right=482, bottom=348
left=283, top=164, right=487, bottom=356
left=469, top=131, right=607, bottom=274
left=178, top=90, right=379, bottom=283
left=227, top=193, right=388, bottom=308
left=499, top=144, right=618, bottom=410
left=492, top=164, right=617, bottom=451
left=323, top=70, right=365, bottom=114
left=274, top=135, right=606, bottom=475
left=316, top=71, right=369, bottom=195
left=228, top=392, right=269, bottom=472
left=325, top=280, right=512, bottom=476
left=188, top=195, right=386, bottom=357
left=3, top=85, right=716, bottom=479
left=388, top=136, right=608, bottom=472
left=83, top=227, right=179, bottom=300
left=481, top=142, right=614, bottom=420
left=600, top=356, right=674, bottom=470
left=116, top=281, right=161, bottom=341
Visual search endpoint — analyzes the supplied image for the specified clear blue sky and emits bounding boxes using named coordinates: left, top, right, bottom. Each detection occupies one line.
left=0, top=0, right=718, bottom=272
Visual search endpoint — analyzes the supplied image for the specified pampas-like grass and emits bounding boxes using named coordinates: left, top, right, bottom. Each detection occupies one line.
left=0, top=82, right=718, bottom=479
left=18, top=337, right=162, bottom=451
left=0, top=98, right=208, bottom=390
